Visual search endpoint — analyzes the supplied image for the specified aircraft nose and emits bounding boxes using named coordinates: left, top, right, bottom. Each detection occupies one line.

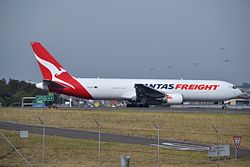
left=234, top=89, right=243, bottom=97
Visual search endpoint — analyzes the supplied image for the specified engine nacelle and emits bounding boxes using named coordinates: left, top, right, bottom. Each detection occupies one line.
left=162, top=93, right=183, bottom=104
left=36, top=82, right=48, bottom=90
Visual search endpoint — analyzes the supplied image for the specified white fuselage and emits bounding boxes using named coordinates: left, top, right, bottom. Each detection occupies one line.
left=77, top=78, right=242, bottom=102
left=31, top=42, right=242, bottom=104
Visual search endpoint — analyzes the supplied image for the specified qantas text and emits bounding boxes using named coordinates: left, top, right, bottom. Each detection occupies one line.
left=145, top=83, right=220, bottom=90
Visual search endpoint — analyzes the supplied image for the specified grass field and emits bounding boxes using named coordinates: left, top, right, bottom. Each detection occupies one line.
left=1, top=130, right=250, bottom=167
left=1, top=108, right=250, bottom=166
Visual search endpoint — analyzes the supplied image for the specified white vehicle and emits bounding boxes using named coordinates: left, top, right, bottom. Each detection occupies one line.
left=31, top=42, right=242, bottom=107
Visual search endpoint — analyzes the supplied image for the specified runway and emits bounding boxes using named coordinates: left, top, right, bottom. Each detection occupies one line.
left=1, top=120, right=250, bottom=157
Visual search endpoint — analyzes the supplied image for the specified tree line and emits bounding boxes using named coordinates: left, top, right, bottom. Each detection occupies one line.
left=0, top=79, right=47, bottom=106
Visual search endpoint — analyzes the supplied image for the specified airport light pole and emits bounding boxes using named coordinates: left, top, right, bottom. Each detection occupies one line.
left=95, top=119, right=101, bottom=167
left=220, top=48, right=225, bottom=80
left=194, top=62, right=199, bottom=79
left=149, top=67, right=155, bottom=79
left=153, top=121, right=160, bottom=167
left=224, top=59, right=230, bottom=81
left=168, top=66, right=172, bottom=78
left=194, top=62, right=199, bottom=68
left=38, top=117, right=45, bottom=167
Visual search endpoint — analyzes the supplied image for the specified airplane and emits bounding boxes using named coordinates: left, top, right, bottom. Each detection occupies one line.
left=31, top=42, right=243, bottom=107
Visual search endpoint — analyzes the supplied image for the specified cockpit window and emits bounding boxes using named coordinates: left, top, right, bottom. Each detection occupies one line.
left=229, top=85, right=237, bottom=89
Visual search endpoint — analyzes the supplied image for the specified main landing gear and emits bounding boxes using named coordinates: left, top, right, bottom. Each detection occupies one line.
left=126, top=103, right=149, bottom=108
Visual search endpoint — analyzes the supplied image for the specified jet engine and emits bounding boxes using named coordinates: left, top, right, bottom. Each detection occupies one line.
left=162, top=93, right=183, bottom=104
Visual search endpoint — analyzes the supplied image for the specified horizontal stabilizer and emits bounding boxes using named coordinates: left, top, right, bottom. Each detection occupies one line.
left=43, top=80, right=66, bottom=89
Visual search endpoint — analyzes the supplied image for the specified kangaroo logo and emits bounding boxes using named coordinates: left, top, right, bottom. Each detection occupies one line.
left=165, top=94, right=173, bottom=100
left=55, top=67, right=66, bottom=77
left=34, top=53, right=75, bottom=89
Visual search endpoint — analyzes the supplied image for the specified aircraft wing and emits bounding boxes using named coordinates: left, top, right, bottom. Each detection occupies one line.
left=134, top=84, right=165, bottom=104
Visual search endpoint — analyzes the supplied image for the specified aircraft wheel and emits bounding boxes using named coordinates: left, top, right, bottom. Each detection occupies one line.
left=126, top=104, right=137, bottom=108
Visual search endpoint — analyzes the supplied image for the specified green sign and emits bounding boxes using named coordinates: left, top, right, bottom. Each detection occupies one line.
left=32, top=100, right=44, bottom=104
left=36, top=95, right=54, bottom=102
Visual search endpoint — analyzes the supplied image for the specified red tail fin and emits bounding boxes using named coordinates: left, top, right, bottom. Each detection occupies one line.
left=31, top=42, right=92, bottom=99
left=31, top=42, right=64, bottom=80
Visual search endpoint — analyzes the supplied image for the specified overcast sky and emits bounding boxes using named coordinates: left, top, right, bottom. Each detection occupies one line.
left=0, top=0, right=249, bottom=85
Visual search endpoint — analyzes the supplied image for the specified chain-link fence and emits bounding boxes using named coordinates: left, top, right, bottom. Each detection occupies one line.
left=1, top=129, right=248, bottom=167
